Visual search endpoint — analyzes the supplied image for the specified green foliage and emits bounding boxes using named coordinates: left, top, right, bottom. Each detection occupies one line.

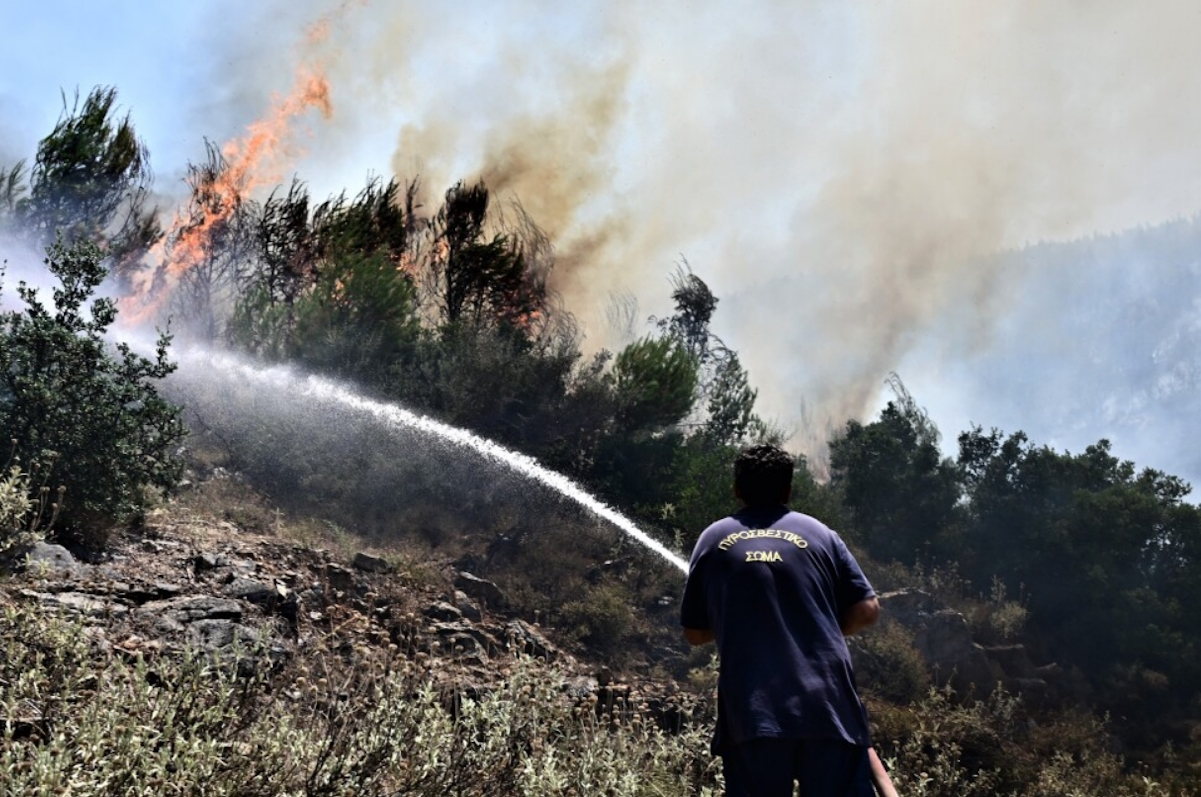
left=0, top=464, right=49, bottom=554
left=611, top=336, right=698, bottom=432
left=293, top=252, right=419, bottom=381
left=970, top=576, right=1029, bottom=644
left=3, top=86, right=160, bottom=273
left=0, top=239, right=184, bottom=544
left=560, top=583, right=636, bottom=656
left=833, top=387, right=1201, bottom=754
left=703, top=351, right=759, bottom=446
left=655, top=265, right=767, bottom=443
left=657, top=264, right=718, bottom=362
left=669, top=437, right=740, bottom=543
left=871, top=687, right=1186, bottom=797
left=390, top=322, right=580, bottom=450
left=955, top=426, right=1201, bottom=690
left=851, top=621, right=931, bottom=705
left=829, top=377, right=962, bottom=563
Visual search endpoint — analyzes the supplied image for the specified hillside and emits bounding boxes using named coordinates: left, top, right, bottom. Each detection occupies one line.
left=1, top=476, right=715, bottom=794
left=3, top=471, right=1196, bottom=795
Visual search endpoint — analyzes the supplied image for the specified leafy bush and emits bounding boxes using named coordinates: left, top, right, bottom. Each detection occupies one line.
left=852, top=620, right=931, bottom=705
left=869, top=686, right=1192, bottom=797
left=560, top=584, right=636, bottom=656
left=0, top=238, right=184, bottom=546
left=0, top=460, right=58, bottom=555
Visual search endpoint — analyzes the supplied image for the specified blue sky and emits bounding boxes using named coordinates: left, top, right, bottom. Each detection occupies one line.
left=4, top=1, right=1201, bottom=487
left=0, top=3, right=227, bottom=173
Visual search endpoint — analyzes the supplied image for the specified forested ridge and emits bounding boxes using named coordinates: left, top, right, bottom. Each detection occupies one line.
left=4, top=86, right=1201, bottom=794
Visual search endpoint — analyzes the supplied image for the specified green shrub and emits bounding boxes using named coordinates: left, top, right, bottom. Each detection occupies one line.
left=970, top=576, right=1029, bottom=644
left=852, top=620, right=931, bottom=705
left=560, top=584, right=636, bottom=656
left=0, top=238, right=185, bottom=546
left=0, top=462, right=56, bottom=555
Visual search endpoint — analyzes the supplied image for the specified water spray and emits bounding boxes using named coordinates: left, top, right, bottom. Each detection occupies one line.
left=178, top=349, right=690, bottom=575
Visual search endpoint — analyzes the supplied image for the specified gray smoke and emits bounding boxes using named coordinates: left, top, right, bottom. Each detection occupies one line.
left=22, top=0, right=1195, bottom=480
left=293, top=1, right=1201, bottom=458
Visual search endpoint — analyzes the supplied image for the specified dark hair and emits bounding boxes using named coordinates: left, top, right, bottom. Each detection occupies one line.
left=734, top=444, right=795, bottom=506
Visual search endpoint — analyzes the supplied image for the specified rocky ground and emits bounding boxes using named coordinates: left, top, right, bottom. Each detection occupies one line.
left=1, top=503, right=699, bottom=731
left=1, top=485, right=1076, bottom=743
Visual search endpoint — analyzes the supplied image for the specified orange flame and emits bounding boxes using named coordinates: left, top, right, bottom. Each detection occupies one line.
left=122, top=66, right=333, bottom=325
left=306, top=0, right=366, bottom=45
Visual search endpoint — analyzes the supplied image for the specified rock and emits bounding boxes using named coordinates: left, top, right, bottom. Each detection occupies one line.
left=138, top=595, right=243, bottom=624
left=985, top=644, right=1036, bottom=679
left=194, top=552, right=224, bottom=572
left=21, top=589, right=126, bottom=618
left=505, top=620, right=557, bottom=661
left=454, top=590, right=482, bottom=622
left=455, top=572, right=504, bottom=608
left=14, top=542, right=78, bottom=576
left=432, top=621, right=498, bottom=653
left=189, top=619, right=260, bottom=651
left=425, top=601, right=464, bottom=622
left=1004, top=676, right=1050, bottom=707
left=352, top=552, right=392, bottom=574
left=122, top=582, right=184, bottom=604
left=913, top=610, right=1001, bottom=696
left=878, top=589, right=938, bottom=622
left=439, top=630, right=489, bottom=658
left=880, top=591, right=1001, bottom=696
left=298, top=586, right=325, bottom=608
left=222, top=577, right=276, bottom=605
left=324, top=564, right=360, bottom=595
left=229, top=558, right=259, bottom=574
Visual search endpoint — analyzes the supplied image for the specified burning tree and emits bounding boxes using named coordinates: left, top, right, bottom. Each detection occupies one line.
left=422, top=180, right=547, bottom=330
left=166, top=143, right=261, bottom=342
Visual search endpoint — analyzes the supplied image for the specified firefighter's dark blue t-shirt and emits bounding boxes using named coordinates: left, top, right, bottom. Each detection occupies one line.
left=680, top=505, right=875, bottom=753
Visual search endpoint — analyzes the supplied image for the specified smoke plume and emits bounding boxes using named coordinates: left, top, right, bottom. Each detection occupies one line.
left=284, top=1, right=1198, bottom=458
left=53, top=0, right=1201, bottom=467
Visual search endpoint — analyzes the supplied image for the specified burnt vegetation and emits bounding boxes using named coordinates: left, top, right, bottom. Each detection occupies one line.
left=4, top=85, right=1201, bottom=794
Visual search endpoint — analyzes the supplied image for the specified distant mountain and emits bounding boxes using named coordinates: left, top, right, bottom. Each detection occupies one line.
left=906, top=217, right=1201, bottom=491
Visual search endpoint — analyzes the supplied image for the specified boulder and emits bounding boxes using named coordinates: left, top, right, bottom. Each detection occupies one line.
left=222, top=577, right=276, bottom=605
left=505, top=620, right=557, bottom=661
left=138, top=595, right=244, bottom=624
left=188, top=619, right=261, bottom=651
left=425, top=601, right=464, bottom=622
left=454, top=590, right=482, bottom=622
left=9, top=542, right=79, bottom=576
left=985, top=644, right=1036, bottom=679
left=21, top=589, right=126, bottom=618
left=352, top=552, right=392, bottom=574
left=455, top=572, right=504, bottom=608
left=324, top=564, right=360, bottom=596
left=880, top=590, right=1002, bottom=696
